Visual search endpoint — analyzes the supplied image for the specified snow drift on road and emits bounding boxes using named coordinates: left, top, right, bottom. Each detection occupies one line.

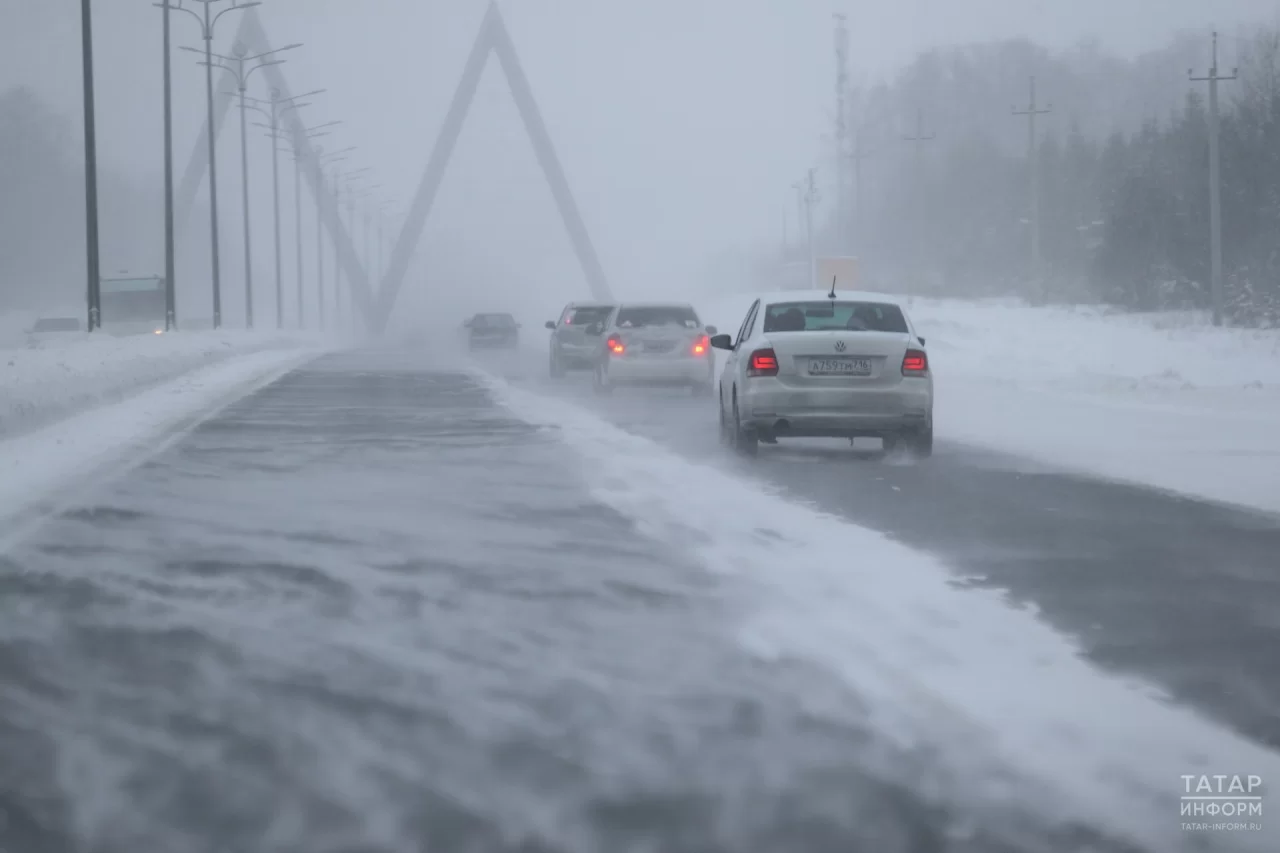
left=0, top=348, right=319, bottom=545
left=481, top=370, right=1278, bottom=853
left=0, top=328, right=332, bottom=440
left=695, top=293, right=1280, bottom=515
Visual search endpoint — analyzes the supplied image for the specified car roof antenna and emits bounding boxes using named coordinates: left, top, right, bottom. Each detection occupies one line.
left=828, top=275, right=837, bottom=300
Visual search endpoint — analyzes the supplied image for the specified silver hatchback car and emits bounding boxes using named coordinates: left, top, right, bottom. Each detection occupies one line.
left=712, top=290, right=933, bottom=457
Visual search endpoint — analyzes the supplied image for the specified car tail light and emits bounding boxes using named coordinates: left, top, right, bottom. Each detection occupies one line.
left=902, top=349, right=928, bottom=375
left=606, top=336, right=625, bottom=355
left=692, top=335, right=709, bottom=355
left=747, top=348, right=778, bottom=376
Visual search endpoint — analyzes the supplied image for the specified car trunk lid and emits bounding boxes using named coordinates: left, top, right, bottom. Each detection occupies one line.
left=761, top=330, right=913, bottom=387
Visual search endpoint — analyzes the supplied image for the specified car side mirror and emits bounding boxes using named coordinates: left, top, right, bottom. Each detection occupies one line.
left=544, top=320, right=556, bottom=330
left=705, top=325, right=718, bottom=335
left=709, top=333, right=733, bottom=350
left=918, top=336, right=926, bottom=346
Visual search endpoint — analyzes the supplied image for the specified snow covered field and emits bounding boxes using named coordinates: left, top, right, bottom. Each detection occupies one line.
left=697, top=294, right=1280, bottom=516
left=0, top=325, right=333, bottom=439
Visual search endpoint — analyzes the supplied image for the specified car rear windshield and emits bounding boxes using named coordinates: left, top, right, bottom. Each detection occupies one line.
left=762, top=301, right=908, bottom=334
left=614, top=305, right=700, bottom=329
left=473, top=313, right=515, bottom=328
left=565, top=306, right=612, bottom=325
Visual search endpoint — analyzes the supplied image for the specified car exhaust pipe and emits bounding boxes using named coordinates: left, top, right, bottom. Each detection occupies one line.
left=773, top=419, right=791, bottom=433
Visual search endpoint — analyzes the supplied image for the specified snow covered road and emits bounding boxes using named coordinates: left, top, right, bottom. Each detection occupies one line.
left=0, top=346, right=1274, bottom=852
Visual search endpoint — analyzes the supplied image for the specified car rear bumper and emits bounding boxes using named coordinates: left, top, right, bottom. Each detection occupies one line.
left=554, top=344, right=597, bottom=366
left=740, top=380, right=932, bottom=436
left=470, top=335, right=518, bottom=348
left=606, top=356, right=713, bottom=384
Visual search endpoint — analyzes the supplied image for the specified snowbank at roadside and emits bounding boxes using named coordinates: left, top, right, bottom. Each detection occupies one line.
left=0, top=327, right=334, bottom=439
left=694, top=293, right=1280, bottom=515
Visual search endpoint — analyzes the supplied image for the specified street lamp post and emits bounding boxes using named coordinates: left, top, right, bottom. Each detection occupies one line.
left=80, top=0, right=102, bottom=332
left=167, top=1, right=257, bottom=329
left=161, top=0, right=177, bottom=330
left=337, top=166, right=372, bottom=329
left=290, top=122, right=340, bottom=327
left=313, top=146, right=353, bottom=330
left=246, top=88, right=323, bottom=329
left=200, top=41, right=300, bottom=328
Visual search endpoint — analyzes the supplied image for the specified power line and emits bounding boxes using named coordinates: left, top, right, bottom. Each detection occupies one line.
left=1012, top=75, right=1051, bottom=292
left=1189, top=31, right=1237, bottom=327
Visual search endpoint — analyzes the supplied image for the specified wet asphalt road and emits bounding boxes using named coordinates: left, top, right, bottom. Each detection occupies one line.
left=0, top=347, right=1274, bottom=852
left=517, top=359, right=1280, bottom=753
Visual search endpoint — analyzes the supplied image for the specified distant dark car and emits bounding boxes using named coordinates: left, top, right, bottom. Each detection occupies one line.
left=464, top=313, right=520, bottom=350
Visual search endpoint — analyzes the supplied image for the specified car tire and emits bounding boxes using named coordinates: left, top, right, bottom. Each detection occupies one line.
left=732, top=392, right=758, bottom=456
left=593, top=361, right=614, bottom=395
left=691, top=379, right=713, bottom=397
left=549, top=350, right=565, bottom=378
left=911, top=423, right=934, bottom=459
left=718, top=392, right=731, bottom=445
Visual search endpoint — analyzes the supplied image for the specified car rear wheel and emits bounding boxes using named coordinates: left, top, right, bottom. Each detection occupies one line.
left=883, top=424, right=932, bottom=460
left=593, top=361, right=614, bottom=395
left=732, top=392, right=758, bottom=456
left=911, top=423, right=934, bottom=458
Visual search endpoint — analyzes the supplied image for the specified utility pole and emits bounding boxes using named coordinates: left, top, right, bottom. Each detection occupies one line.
left=848, top=125, right=875, bottom=252
left=833, top=14, right=849, bottom=249
left=793, top=169, right=819, bottom=288
left=1191, top=31, right=1237, bottom=327
left=1012, top=76, right=1051, bottom=294
left=162, top=0, right=177, bottom=331
left=902, top=107, right=935, bottom=291
left=80, top=0, right=102, bottom=332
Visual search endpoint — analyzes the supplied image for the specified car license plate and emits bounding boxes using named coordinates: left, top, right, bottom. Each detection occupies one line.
left=643, top=341, right=675, bottom=353
left=808, top=357, right=872, bottom=376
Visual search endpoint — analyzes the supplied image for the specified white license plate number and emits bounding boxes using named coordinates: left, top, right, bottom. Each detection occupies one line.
left=808, top=357, right=872, bottom=376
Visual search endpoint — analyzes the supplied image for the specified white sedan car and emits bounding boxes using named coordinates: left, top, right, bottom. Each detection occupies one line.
left=712, top=290, right=933, bottom=457
left=590, top=302, right=718, bottom=395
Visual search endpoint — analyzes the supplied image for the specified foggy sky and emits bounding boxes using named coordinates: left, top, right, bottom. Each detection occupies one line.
left=1, top=0, right=1275, bottom=322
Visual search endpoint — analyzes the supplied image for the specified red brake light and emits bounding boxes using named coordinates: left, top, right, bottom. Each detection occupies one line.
left=607, top=337, right=625, bottom=354
left=902, top=349, right=928, bottom=375
left=748, top=348, right=778, bottom=376
left=692, top=335, right=709, bottom=355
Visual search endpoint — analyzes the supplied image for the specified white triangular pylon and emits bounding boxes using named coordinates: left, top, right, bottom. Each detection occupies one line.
left=374, top=1, right=613, bottom=332
left=175, top=1, right=612, bottom=333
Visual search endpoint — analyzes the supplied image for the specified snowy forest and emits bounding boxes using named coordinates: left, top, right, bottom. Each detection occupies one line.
left=785, top=25, right=1280, bottom=327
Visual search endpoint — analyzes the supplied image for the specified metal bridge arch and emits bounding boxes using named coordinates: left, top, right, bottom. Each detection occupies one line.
left=176, top=1, right=612, bottom=333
